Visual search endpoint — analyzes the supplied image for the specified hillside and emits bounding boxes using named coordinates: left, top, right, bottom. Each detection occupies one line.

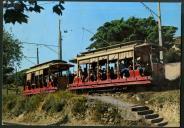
left=2, top=91, right=149, bottom=126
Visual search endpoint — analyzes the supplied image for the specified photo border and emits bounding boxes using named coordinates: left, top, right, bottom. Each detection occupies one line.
left=0, top=0, right=183, bottom=127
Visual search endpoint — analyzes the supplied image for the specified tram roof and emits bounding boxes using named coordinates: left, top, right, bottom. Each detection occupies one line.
left=26, top=60, right=74, bottom=74
left=69, top=40, right=165, bottom=63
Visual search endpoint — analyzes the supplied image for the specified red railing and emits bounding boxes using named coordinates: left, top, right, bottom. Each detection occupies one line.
left=69, top=70, right=151, bottom=89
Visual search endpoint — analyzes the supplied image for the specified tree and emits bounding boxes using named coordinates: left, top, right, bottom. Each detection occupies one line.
left=164, top=48, right=181, bottom=63
left=87, top=17, right=177, bottom=50
left=3, top=30, right=23, bottom=84
left=3, top=0, right=65, bottom=24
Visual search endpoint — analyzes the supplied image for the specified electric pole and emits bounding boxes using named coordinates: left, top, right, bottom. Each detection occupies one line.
left=58, top=19, right=62, bottom=60
left=158, top=1, right=163, bottom=63
left=37, top=45, right=39, bottom=65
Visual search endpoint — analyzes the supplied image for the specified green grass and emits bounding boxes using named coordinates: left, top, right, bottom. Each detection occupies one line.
left=3, top=90, right=150, bottom=126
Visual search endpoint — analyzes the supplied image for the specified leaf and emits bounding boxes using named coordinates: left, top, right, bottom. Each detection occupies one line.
left=59, top=4, right=65, bottom=10
left=34, top=4, right=44, bottom=13
left=59, top=0, right=65, bottom=4
left=29, top=7, right=34, bottom=12
left=28, top=0, right=36, bottom=5
left=4, top=9, right=28, bottom=24
left=53, top=5, right=62, bottom=16
left=14, top=2, right=24, bottom=12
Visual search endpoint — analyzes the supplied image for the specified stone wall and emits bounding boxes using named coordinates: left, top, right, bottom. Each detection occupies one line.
left=164, top=62, right=180, bottom=80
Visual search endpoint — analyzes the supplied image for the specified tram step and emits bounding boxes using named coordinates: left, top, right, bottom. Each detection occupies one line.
left=154, top=121, right=168, bottom=127
left=137, top=110, right=154, bottom=115
left=131, top=106, right=149, bottom=111
left=151, top=117, right=164, bottom=123
left=144, top=114, right=159, bottom=119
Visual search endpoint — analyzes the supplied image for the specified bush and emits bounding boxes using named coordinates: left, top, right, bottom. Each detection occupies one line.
left=3, top=94, right=17, bottom=112
left=24, top=94, right=43, bottom=112
left=164, top=48, right=180, bottom=63
left=70, top=96, right=87, bottom=117
left=11, top=96, right=26, bottom=116
left=42, top=94, right=66, bottom=113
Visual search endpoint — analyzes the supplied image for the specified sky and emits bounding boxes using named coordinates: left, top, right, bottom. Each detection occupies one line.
left=4, top=2, right=181, bottom=71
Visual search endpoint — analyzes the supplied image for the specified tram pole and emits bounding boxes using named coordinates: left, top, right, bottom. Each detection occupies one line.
left=37, top=45, right=39, bottom=65
left=58, top=19, right=62, bottom=61
left=158, top=1, right=163, bottom=63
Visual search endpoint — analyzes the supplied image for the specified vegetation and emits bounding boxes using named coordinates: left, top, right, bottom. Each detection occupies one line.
left=2, top=91, right=149, bottom=126
left=164, top=48, right=181, bottom=63
left=3, top=30, right=23, bottom=85
left=3, top=0, right=65, bottom=24
left=87, top=17, right=180, bottom=63
left=112, top=89, right=180, bottom=124
left=87, top=17, right=177, bottom=50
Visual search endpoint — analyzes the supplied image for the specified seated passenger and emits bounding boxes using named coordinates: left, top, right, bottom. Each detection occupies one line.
left=144, top=63, right=152, bottom=76
left=120, top=61, right=129, bottom=78
left=102, top=68, right=107, bottom=80
left=137, top=64, right=145, bottom=76
left=53, top=74, right=58, bottom=87
left=114, top=64, right=117, bottom=79
left=110, top=67, right=114, bottom=79
left=98, top=66, right=103, bottom=80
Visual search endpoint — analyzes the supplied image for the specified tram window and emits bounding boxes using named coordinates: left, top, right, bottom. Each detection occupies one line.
left=62, top=71, right=68, bottom=77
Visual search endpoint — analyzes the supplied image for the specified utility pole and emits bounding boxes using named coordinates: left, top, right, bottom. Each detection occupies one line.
left=158, top=1, right=163, bottom=63
left=37, top=45, right=39, bottom=65
left=58, top=19, right=62, bottom=60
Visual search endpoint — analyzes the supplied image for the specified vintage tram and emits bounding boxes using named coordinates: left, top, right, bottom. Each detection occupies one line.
left=68, top=40, right=165, bottom=92
left=23, top=60, right=74, bottom=95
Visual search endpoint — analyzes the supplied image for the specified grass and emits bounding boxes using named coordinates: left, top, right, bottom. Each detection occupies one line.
left=2, top=90, right=150, bottom=126
left=112, top=89, right=180, bottom=124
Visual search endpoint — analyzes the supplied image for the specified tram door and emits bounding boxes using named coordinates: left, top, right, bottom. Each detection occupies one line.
left=57, top=69, right=69, bottom=90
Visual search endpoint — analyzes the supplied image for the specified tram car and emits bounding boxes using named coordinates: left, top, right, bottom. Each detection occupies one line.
left=23, top=60, right=74, bottom=95
left=68, top=40, right=165, bottom=92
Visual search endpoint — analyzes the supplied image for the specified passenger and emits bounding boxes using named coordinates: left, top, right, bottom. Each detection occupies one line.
left=53, top=74, right=58, bottom=87
left=110, top=67, right=114, bottom=79
left=137, top=63, right=145, bottom=76
left=90, top=70, right=95, bottom=82
left=102, top=68, right=107, bottom=80
left=83, top=68, right=88, bottom=81
left=114, top=64, right=118, bottom=79
left=98, top=66, right=102, bottom=80
left=144, top=63, right=152, bottom=76
left=128, top=64, right=133, bottom=70
left=78, top=66, right=83, bottom=80
left=120, top=60, right=129, bottom=78
left=73, top=71, right=78, bottom=83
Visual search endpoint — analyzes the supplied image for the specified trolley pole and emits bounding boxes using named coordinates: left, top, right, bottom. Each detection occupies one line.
left=58, top=19, right=62, bottom=61
left=158, top=2, right=163, bottom=63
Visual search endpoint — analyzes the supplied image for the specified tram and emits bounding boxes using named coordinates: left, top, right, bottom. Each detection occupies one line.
left=68, top=40, right=165, bottom=92
left=23, top=60, right=74, bottom=95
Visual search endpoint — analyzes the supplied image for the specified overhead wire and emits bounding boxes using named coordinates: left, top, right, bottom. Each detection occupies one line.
left=140, top=2, right=159, bottom=18
left=21, top=42, right=58, bottom=47
left=82, top=27, right=111, bottom=46
left=23, top=56, right=36, bottom=65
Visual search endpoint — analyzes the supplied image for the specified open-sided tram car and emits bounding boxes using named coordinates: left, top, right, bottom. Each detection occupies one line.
left=23, top=60, right=74, bottom=95
left=68, top=41, right=165, bottom=92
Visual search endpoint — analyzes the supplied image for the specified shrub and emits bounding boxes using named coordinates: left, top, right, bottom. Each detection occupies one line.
left=11, top=96, right=26, bottom=116
left=3, top=94, right=17, bottom=112
left=164, top=48, right=180, bottom=63
left=70, top=96, right=87, bottom=117
left=24, top=94, right=43, bottom=112
left=42, top=94, right=66, bottom=113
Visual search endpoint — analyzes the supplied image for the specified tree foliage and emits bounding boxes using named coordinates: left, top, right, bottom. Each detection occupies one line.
left=87, top=17, right=177, bottom=50
left=3, top=0, right=65, bottom=24
left=3, top=30, right=23, bottom=84
left=164, top=48, right=181, bottom=63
